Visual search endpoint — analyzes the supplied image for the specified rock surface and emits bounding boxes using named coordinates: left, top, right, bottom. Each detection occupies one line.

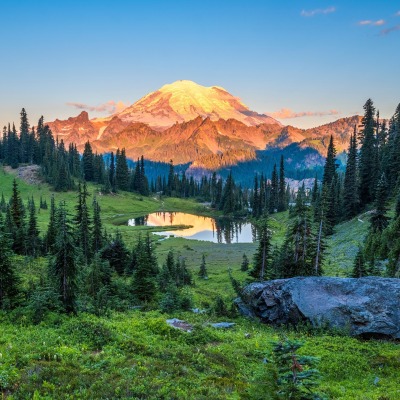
left=237, top=277, right=400, bottom=339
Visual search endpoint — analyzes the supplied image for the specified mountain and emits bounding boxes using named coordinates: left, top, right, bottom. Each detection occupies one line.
left=46, top=80, right=360, bottom=171
left=116, top=80, right=279, bottom=130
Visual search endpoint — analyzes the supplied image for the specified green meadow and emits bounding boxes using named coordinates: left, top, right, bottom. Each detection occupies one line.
left=0, top=167, right=399, bottom=399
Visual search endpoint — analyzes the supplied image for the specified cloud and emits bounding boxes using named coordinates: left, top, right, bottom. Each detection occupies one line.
left=301, top=6, right=336, bottom=17
left=396, top=11, right=400, bottom=16
left=358, top=19, right=385, bottom=26
left=380, top=24, right=400, bottom=35
left=66, top=100, right=128, bottom=114
left=269, top=108, right=340, bottom=119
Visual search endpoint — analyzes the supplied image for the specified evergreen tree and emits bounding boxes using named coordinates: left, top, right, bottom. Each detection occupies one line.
left=271, top=339, right=323, bottom=400
left=351, top=249, right=367, bottom=278
left=10, top=179, right=26, bottom=253
left=50, top=203, right=77, bottom=313
left=0, top=218, right=20, bottom=309
left=26, top=197, right=40, bottom=257
left=132, top=234, right=158, bottom=302
left=198, top=254, right=208, bottom=279
left=109, top=151, right=116, bottom=192
left=92, top=197, right=104, bottom=254
left=370, top=173, right=389, bottom=233
left=250, top=214, right=272, bottom=280
left=270, top=163, right=279, bottom=213
left=115, top=148, right=130, bottom=191
left=240, top=253, right=249, bottom=272
left=343, top=129, right=359, bottom=220
left=82, top=141, right=94, bottom=181
left=359, top=99, right=377, bottom=207
left=74, top=182, right=92, bottom=263
left=278, top=155, right=287, bottom=212
left=45, top=195, right=57, bottom=253
left=101, top=231, right=130, bottom=275
left=219, top=172, right=236, bottom=214
left=84, top=253, right=112, bottom=315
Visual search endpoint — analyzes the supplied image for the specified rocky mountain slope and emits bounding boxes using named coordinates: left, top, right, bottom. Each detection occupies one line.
left=46, top=81, right=360, bottom=169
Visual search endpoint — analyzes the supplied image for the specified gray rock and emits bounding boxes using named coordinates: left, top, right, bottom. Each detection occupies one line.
left=238, top=277, right=400, bottom=339
left=166, top=318, right=193, bottom=332
left=211, top=322, right=236, bottom=329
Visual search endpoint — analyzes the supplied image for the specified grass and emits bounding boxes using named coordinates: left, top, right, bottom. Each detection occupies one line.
left=1, top=166, right=399, bottom=399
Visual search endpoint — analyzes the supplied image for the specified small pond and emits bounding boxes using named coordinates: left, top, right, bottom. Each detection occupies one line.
left=128, top=212, right=257, bottom=244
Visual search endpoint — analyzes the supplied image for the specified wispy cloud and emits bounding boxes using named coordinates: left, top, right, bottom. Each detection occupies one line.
left=301, top=6, right=336, bottom=17
left=66, top=100, right=128, bottom=114
left=358, top=19, right=386, bottom=26
left=396, top=11, right=400, bottom=16
left=269, top=108, right=339, bottom=119
left=380, top=24, right=400, bottom=35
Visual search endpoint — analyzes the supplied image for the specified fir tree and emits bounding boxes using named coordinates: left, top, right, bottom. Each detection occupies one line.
left=101, top=231, right=130, bottom=275
left=240, top=253, right=249, bottom=272
left=132, top=234, right=158, bottom=302
left=115, top=148, right=130, bottom=191
left=278, top=155, right=287, bottom=212
left=250, top=214, right=272, bottom=280
left=82, top=141, right=94, bottom=181
left=50, top=203, right=78, bottom=313
left=351, top=249, right=367, bottom=278
left=343, top=129, right=359, bottom=220
left=92, top=197, right=103, bottom=254
left=198, top=254, right=208, bottom=279
left=359, top=99, right=377, bottom=207
left=370, top=173, right=389, bottom=233
left=0, top=219, right=20, bottom=309
left=26, top=197, right=40, bottom=257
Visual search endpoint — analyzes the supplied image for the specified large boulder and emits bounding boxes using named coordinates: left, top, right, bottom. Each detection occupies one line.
left=237, top=277, right=400, bottom=339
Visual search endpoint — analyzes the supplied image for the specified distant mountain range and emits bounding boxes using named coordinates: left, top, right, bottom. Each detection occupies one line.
left=47, top=80, right=362, bottom=172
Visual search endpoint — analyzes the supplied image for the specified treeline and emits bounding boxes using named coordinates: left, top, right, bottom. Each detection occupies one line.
left=0, top=180, right=194, bottom=317
left=0, top=109, right=295, bottom=218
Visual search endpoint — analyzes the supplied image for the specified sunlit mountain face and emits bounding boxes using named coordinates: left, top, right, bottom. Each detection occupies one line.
left=46, top=81, right=360, bottom=170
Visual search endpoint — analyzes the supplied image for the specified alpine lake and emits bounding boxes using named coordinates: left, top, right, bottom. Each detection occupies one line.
left=127, top=212, right=257, bottom=244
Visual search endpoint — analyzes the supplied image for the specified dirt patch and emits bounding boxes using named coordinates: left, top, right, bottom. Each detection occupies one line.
left=4, top=165, right=44, bottom=185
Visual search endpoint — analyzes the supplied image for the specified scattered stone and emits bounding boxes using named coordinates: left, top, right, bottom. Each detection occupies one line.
left=191, top=308, right=207, bottom=314
left=237, top=277, right=400, bottom=339
left=244, top=333, right=251, bottom=339
left=166, top=318, right=193, bottom=332
left=210, top=322, right=236, bottom=329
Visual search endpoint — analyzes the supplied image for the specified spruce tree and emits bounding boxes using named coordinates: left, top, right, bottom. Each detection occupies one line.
left=270, top=163, right=279, bottom=213
left=132, top=234, right=158, bottom=302
left=343, top=129, right=359, bottom=220
left=278, top=155, right=287, bottom=212
left=351, top=249, right=367, bottom=278
left=45, top=195, right=57, bottom=253
left=50, top=203, right=77, bottom=313
left=198, top=254, right=208, bottom=279
left=92, top=197, right=104, bottom=254
left=26, top=198, right=40, bottom=257
left=359, top=99, right=377, bottom=207
left=0, top=218, right=20, bottom=309
left=82, top=141, right=94, bottom=181
left=370, top=173, right=389, bottom=233
left=10, top=179, right=26, bottom=253
left=115, top=148, right=130, bottom=191
left=250, top=214, right=272, bottom=280
left=240, top=253, right=249, bottom=272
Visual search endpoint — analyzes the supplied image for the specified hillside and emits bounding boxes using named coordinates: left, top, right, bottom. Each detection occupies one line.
left=0, top=167, right=399, bottom=398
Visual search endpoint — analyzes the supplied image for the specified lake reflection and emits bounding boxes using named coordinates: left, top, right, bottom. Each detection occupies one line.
left=127, top=212, right=257, bottom=244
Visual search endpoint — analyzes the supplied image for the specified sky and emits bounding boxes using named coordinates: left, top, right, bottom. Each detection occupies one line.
left=0, top=0, right=399, bottom=129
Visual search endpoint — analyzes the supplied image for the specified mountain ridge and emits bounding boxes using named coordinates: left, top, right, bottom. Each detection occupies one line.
left=46, top=80, right=361, bottom=170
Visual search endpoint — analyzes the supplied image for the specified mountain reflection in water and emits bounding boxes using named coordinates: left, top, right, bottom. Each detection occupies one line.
left=128, top=212, right=257, bottom=244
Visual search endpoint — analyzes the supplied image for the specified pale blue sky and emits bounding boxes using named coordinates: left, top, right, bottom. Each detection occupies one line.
left=0, top=0, right=399, bottom=129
